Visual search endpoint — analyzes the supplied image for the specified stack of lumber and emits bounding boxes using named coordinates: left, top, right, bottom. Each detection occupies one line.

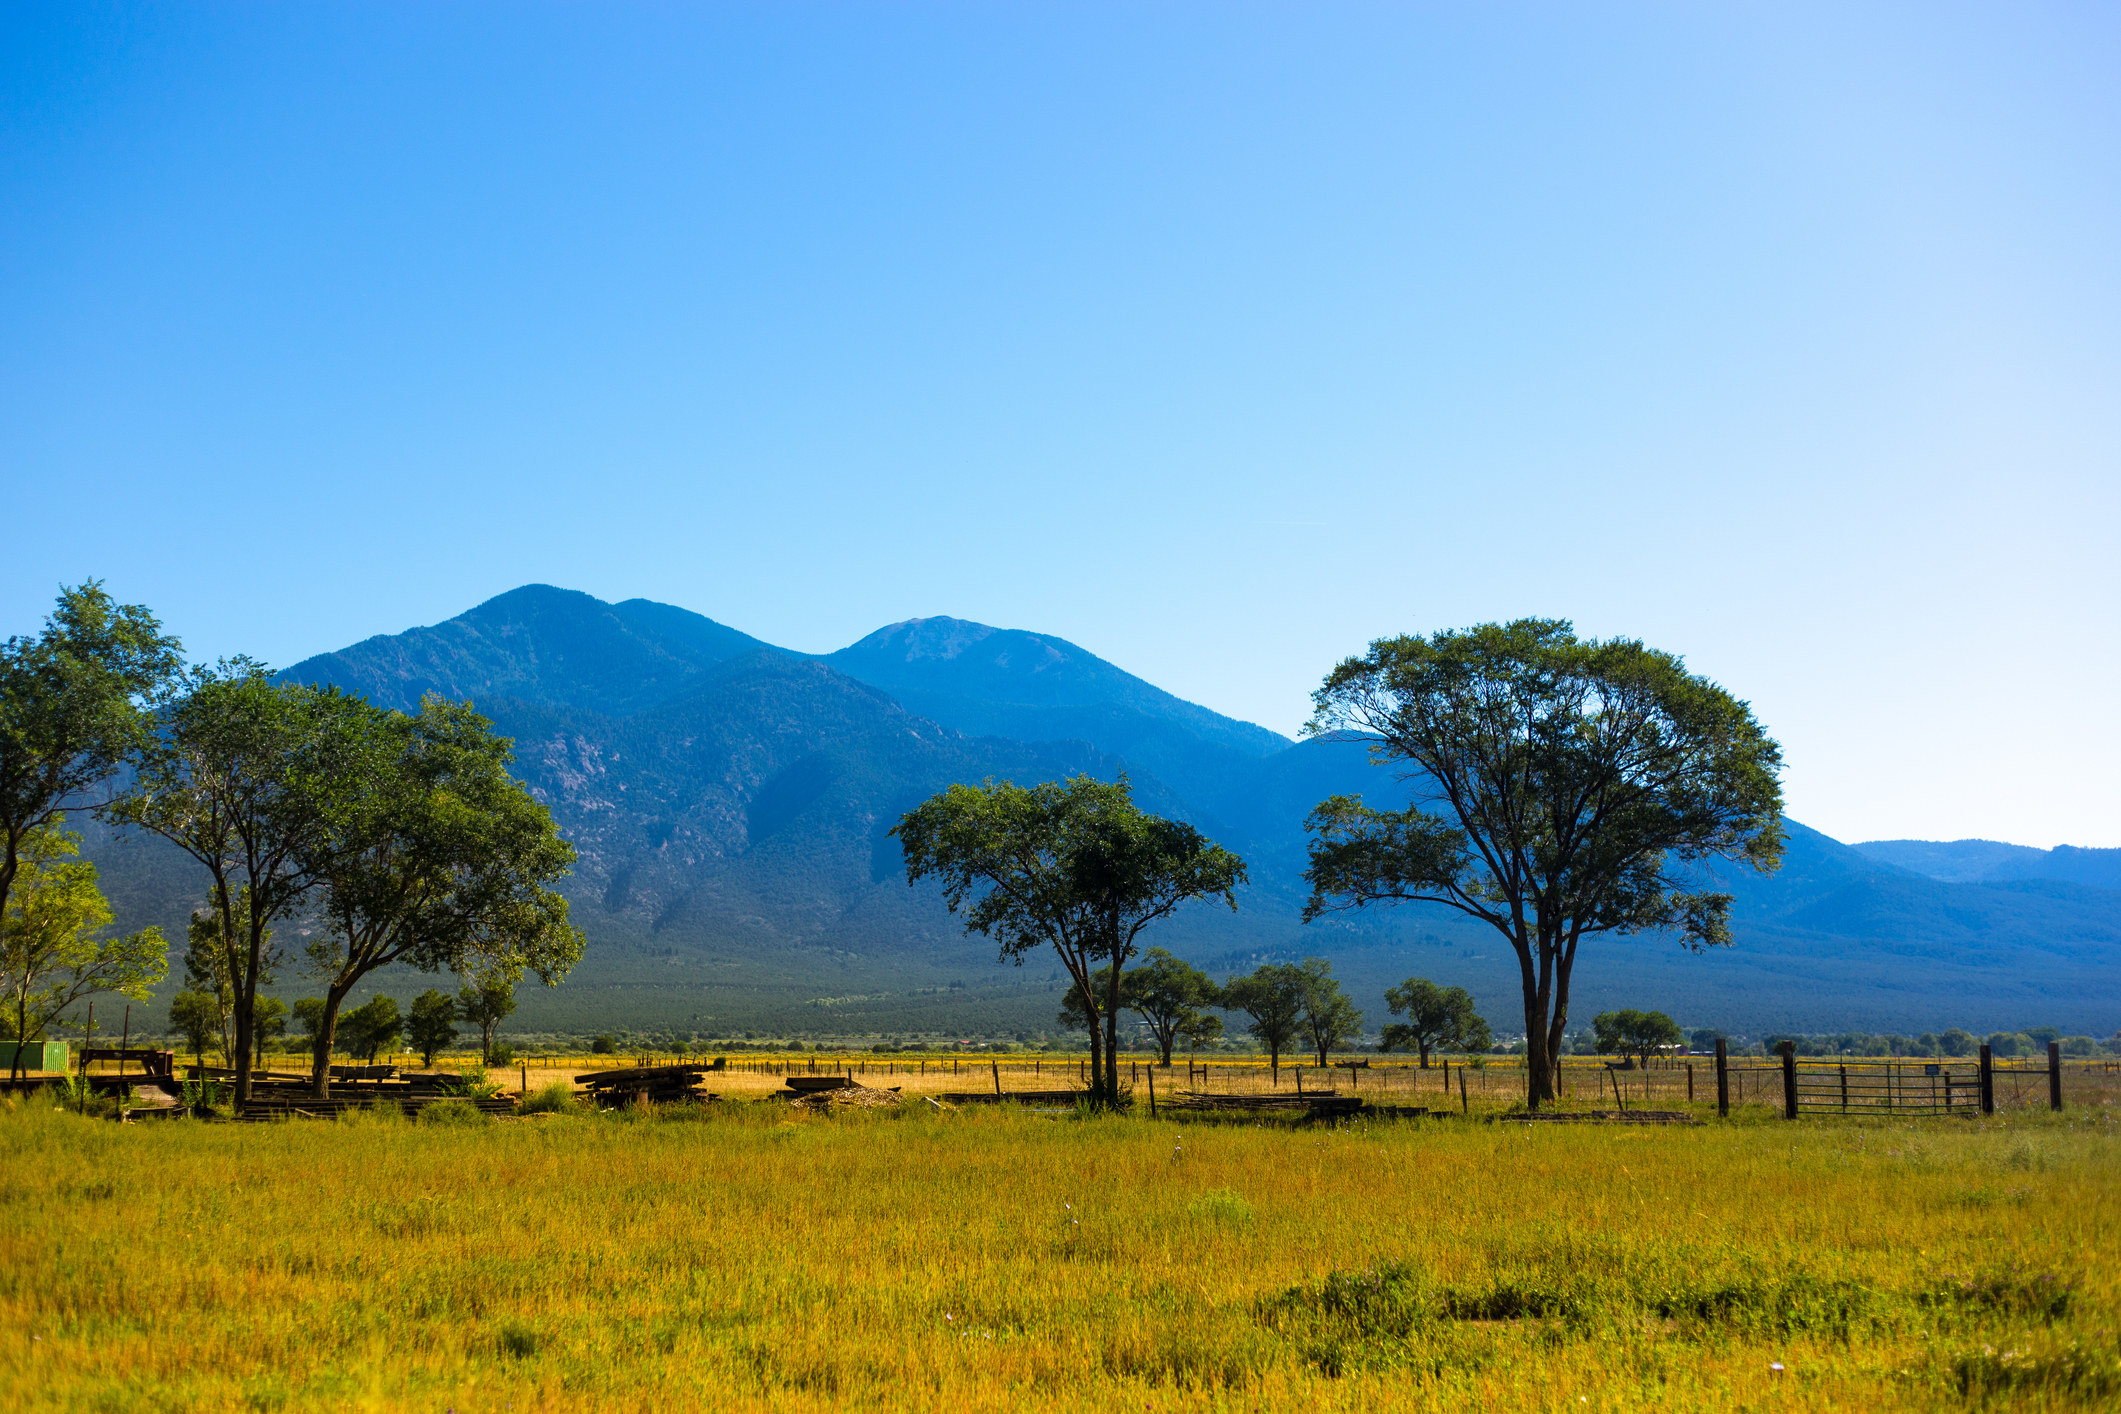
left=575, top=1063, right=720, bottom=1108
left=237, top=1073, right=519, bottom=1122
left=1162, top=1089, right=1364, bottom=1120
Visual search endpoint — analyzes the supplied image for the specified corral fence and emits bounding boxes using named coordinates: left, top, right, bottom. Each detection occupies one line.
left=1722, top=1040, right=2076, bottom=1120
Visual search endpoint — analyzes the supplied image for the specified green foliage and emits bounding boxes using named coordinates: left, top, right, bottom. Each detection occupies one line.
left=518, top=1079, right=579, bottom=1115
left=1380, top=977, right=1489, bottom=1065
left=406, top=989, right=457, bottom=1067
left=459, top=975, right=518, bottom=1064
left=1058, top=946, right=1223, bottom=1065
left=114, top=664, right=351, bottom=1099
left=894, top=773, right=1244, bottom=1103
left=1295, top=958, right=1362, bottom=1065
left=339, top=995, right=402, bottom=1061
left=1304, top=619, right=1785, bottom=1104
left=0, top=819, right=167, bottom=1076
left=1221, top=962, right=1309, bottom=1077
left=168, top=989, right=221, bottom=1065
left=1591, top=1008, right=1684, bottom=1065
left=0, top=582, right=181, bottom=961
left=415, top=1097, right=492, bottom=1126
left=298, top=694, right=581, bottom=1092
left=1941, top=1027, right=1978, bottom=1057
left=590, top=1034, right=616, bottom=1054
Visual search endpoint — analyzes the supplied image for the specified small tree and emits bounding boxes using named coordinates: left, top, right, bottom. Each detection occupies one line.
left=1222, top=963, right=1308, bottom=1082
left=895, top=775, right=1244, bottom=1106
left=458, top=976, right=517, bottom=1064
left=1058, top=947, right=1223, bottom=1066
left=339, top=995, right=401, bottom=1062
left=1297, top=959, right=1364, bottom=1066
left=169, top=989, right=221, bottom=1067
left=1380, top=977, right=1491, bottom=1067
left=0, top=820, right=167, bottom=1080
left=1939, top=1028, right=1977, bottom=1057
left=1592, top=1008, right=1683, bottom=1066
left=1305, top=620, right=1785, bottom=1108
left=406, top=989, right=457, bottom=1067
left=252, top=996, right=288, bottom=1066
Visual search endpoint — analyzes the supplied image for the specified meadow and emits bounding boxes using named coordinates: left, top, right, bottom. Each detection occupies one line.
left=4, top=1083, right=2118, bottom=1414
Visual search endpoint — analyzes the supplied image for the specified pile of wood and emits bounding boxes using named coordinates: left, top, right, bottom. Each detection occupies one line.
left=576, top=1063, right=720, bottom=1108
left=1499, top=1109, right=1699, bottom=1125
left=1162, top=1089, right=1364, bottom=1121
left=238, top=1073, right=520, bottom=1122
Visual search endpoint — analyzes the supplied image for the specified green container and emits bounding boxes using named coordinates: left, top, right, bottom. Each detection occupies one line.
left=0, top=1041, right=69, bottom=1073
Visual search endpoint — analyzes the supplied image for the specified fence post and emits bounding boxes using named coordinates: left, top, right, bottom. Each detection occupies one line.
left=1686, top=1061, right=1694, bottom=1103
left=1839, top=1063, right=1848, bottom=1113
left=1458, top=1068, right=1469, bottom=1114
left=2048, top=1041, right=2063, bottom=1112
left=1714, top=1039, right=1729, bottom=1118
left=1978, top=1044, right=1994, bottom=1114
left=992, top=1060, right=1002, bottom=1097
left=1147, top=1066, right=1156, bottom=1117
left=1779, top=1041, right=1797, bottom=1119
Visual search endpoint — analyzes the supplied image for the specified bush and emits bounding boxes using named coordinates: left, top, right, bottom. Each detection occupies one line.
left=517, top=1080, right=579, bottom=1116
left=416, top=1097, right=491, bottom=1126
left=489, top=1043, right=515, bottom=1067
left=590, top=1035, right=616, bottom=1055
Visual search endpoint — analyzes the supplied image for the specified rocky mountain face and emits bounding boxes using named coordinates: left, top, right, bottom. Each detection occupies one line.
left=88, top=585, right=2121, bottom=1038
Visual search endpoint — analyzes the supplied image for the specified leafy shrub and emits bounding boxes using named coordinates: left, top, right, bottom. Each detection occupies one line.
left=416, top=1097, right=492, bottom=1126
left=439, top=1067, right=504, bottom=1099
left=488, top=1043, right=515, bottom=1067
left=590, top=1035, right=616, bottom=1055
left=1919, top=1264, right=2077, bottom=1320
left=1952, top=1340, right=2120, bottom=1398
left=1185, top=1189, right=1255, bottom=1226
left=517, top=1080, right=579, bottom=1116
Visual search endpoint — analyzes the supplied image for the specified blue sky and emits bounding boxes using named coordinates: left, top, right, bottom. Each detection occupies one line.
left=4, top=3, right=2116, bottom=847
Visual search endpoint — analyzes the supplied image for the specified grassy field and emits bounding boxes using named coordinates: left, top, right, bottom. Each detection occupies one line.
left=4, top=1087, right=2118, bottom=1413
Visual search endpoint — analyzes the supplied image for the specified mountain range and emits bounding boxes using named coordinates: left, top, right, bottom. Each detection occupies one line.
left=83, top=585, right=2121, bottom=1041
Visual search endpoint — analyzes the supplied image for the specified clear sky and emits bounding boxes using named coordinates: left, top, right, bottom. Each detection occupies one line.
left=4, top=4, right=2116, bottom=848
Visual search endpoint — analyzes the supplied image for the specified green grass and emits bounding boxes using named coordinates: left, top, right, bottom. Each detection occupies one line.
left=2, top=1094, right=2116, bottom=1412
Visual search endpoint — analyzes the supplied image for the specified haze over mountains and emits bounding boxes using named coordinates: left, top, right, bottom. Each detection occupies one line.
left=89, top=586, right=2121, bottom=1039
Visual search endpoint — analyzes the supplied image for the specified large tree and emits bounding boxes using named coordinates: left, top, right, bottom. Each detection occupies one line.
left=0, top=820, right=167, bottom=1080
left=112, top=663, right=356, bottom=1106
left=296, top=695, right=580, bottom=1097
left=1304, top=619, right=1784, bottom=1109
left=895, top=774, right=1244, bottom=1105
left=1380, top=977, right=1491, bottom=1067
left=0, top=582, right=181, bottom=939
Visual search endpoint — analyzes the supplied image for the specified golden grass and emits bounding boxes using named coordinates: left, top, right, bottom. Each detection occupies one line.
left=3, top=1093, right=2116, bottom=1412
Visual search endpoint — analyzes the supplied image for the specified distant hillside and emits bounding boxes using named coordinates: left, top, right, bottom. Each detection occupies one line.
left=284, top=585, right=780, bottom=716
left=1855, top=839, right=2121, bottom=893
left=75, top=584, right=2121, bottom=1041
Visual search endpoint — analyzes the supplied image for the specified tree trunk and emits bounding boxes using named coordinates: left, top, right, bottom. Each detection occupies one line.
left=1418, top=1042, right=1431, bottom=1069
left=310, top=980, right=357, bottom=1099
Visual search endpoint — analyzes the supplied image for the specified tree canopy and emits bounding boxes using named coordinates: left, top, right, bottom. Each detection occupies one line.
left=296, top=694, right=580, bottom=1096
left=1591, top=1008, right=1683, bottom=1066
left=0, top=819, right=166, bottom=1080
left=1058, top=946, right=1223, bottom=1065
left=0, top=583, right=180, bottom=961
left=894, top=774, right=1244, bottom=1104
left=1295, top=958, right=1363, bottom=1066
left=1221, top=962, right=1309, bottom=1079
left=1380, top=977, right=1491, bottom=1066
left=1304, top=619, right=1784, bottom=1107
